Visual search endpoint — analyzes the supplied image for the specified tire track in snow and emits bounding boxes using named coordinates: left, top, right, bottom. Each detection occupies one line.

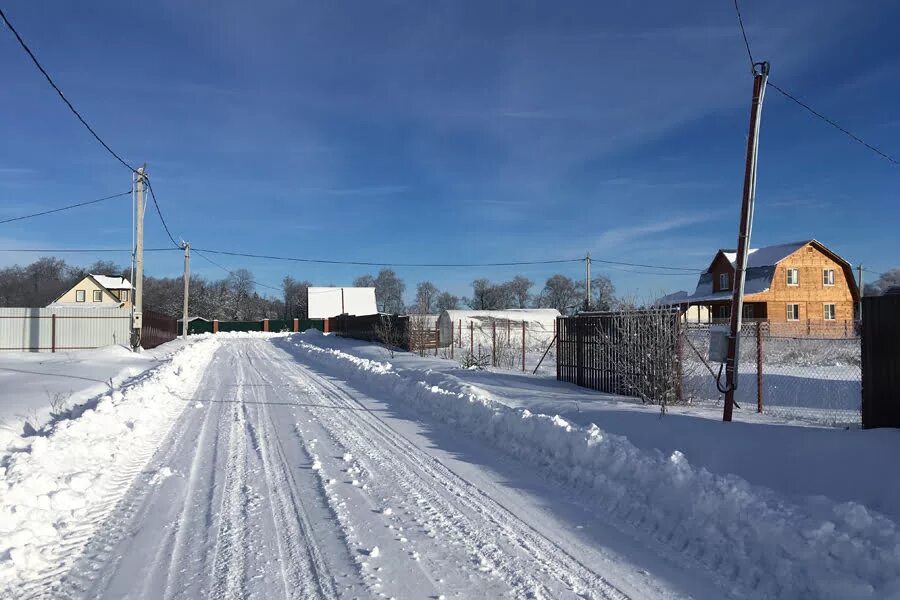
left=256, top=340, right=630, bottom=600
left=240, top=344, right=340, bottom=600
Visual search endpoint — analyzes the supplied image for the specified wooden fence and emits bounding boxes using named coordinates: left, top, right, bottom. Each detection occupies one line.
left=329, top=313, right=412, bottom=349
left=557, top=310, right=681, bottom=402
left=861, top=294, right=900, bottom=428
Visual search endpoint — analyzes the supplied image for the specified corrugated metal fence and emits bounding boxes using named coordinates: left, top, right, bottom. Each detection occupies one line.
left=0, top=307, right=131, bottom=352
left=861, top=294, right=900, bottom=428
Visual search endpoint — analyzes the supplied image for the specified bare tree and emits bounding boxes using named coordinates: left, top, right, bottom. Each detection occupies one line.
left=282, top=276, right=312, bottom=319
left=508, top=275, right=533, bottom=309
left=534, top=274, right=581, bottom=314
left=414, top=281, right=439, bottom=314
left=435, top=291, right=460, bottom=311
left=374, top=314, right=407, bottom=358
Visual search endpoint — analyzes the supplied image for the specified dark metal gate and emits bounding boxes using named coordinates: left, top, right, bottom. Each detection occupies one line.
left=557, top=310, right=681, bottom=402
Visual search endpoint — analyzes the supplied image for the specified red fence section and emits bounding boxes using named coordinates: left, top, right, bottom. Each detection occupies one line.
left=141, top=310, right=178, bottom=349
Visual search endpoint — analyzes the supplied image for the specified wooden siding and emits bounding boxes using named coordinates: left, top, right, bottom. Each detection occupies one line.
left=764, top=243, right=855, bottom=323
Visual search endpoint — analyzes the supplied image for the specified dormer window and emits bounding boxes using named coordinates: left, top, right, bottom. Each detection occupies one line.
left=719, top=273, right=730, bottom=290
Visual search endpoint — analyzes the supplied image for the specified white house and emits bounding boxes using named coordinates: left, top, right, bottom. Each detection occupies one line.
left=307, top=287, right=377, bottom=319
left=48, top=274, right=132, bottom=309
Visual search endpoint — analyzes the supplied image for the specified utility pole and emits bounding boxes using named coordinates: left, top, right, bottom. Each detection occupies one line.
left=132, top=165, right=146, bottom=350
left=723, top=62, right=769, bottom=422
left=585, top=253, right=591, bottom=312
left=858, top=264, right=864, bottom=321
left=182, top=241, right=190, bottom=338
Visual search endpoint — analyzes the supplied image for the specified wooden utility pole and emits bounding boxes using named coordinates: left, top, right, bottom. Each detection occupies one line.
left=724, top=62, right=769, bottom=422
left=132, top=165, right=146, bottom=350
left=182, top=241, right=190, bottom=338
left=585, top=253, right=591, bottom=311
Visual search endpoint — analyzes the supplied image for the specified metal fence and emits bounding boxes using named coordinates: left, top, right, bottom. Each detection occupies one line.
left=0, top=307, right=131, bottom=352
left=557, top=311, right=681, bottom=401
left=440, top=319, right=557, bottom=372
left=683, top=321, right=861, bottom=426
left=861, top=295, right=900, bottom=428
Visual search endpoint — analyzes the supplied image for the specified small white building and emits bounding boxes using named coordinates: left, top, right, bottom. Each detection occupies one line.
left=307, top=287, right=377, bottom=319
left=437, top=308, right=561, bottom=350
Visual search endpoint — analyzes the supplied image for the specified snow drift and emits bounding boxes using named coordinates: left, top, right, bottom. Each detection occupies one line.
left=0, top=336, right=220, bottom=594
left=280, top=331, right=900, bottom=600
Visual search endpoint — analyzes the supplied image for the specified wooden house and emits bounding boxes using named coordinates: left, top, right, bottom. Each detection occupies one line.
left=684, top=240, right=859, bottom=335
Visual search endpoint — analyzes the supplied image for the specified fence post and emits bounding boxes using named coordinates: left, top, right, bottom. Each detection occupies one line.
left=51, top=313, right=57, bottom=353
left=507, top=319, right=510, bottom=343
left=522, top=320, right=526, bottom=372
left=458, top=319, right=462, bottom=348
left=450, top=320, right=454, bottom=359
left=435, top=327, right=439, bottom=356
left=675, top=318, right=683, bottom=403
left=293, top=318, right=299, bottom=332
left=213, top=319, right=219, bottom=334
left=757, top=321, right=764, bottom=413
left=470, top=321, right=473, bottom=356
left=492, top=321, right=497, bottom=367
left=263, top=318, right=269, bottom=332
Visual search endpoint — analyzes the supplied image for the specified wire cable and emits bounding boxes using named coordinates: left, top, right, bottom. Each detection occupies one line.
left=193, top=249, right=283, bottom=292
left=0, top=7, right=137, bottom=173
left=732, top=0, right=899, bottom=166
left=0, top=191, right=131, bottom=225
left=0, top=247, right=178, bottom=253
left=144, top=179, right=181, bottom=248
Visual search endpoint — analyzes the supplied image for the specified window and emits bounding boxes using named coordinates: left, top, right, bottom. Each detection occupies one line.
left=718, top=273, right=730, bottom=290
left=743, top=304, right=754, bottom=318
left=786, top=268, right=799, bottom=286
left=121, top=290, right=129, bottom=302
left=718, top=305, right=730, bottom=319
left=823, top=269, right=835, bottom=286
left=75, top=290, right=85, bottom=302
left=93, top=290, right=103, bottom=302
left=786, top=304, right=800, bottom=321
left=823, top=304, right=836, bottom=321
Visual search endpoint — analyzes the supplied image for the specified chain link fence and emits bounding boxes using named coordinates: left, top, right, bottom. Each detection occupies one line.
left=682, top=321, right=861, bottom=426
left=435, top=320, right=558, bottom=374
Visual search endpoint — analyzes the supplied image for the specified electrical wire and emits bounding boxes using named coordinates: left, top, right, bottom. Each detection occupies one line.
left=192, top=249, right=283, bottom=292
left=0, top=7, right=137, bottom=173
left=732, top=0, right=899, bottom=166
left=0, top=247, right=177, bottom=253
left=0, top=191, right=131, bottom=225
left=144, top=179, right=181, bottom=248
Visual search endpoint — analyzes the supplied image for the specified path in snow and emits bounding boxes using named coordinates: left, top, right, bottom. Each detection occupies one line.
left=47, top=338, right=667, bottom=600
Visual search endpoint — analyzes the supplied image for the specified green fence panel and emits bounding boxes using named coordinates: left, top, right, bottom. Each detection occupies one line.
left=298, top=319, right=325, bottom=332
left=187, top=320, right=214, bottom=334
left=217, top=321, right=262, bottom=333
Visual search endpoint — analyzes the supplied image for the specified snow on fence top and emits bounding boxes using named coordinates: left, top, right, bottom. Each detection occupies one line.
left=308, top=287, right=377, bottom=319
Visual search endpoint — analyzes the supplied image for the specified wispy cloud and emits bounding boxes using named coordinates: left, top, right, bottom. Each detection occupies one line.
left=293, top=185, right=410, bottom=197
left=592, top=213, right=728, bottom=252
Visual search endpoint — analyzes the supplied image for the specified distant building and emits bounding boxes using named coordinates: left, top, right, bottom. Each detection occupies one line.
left=48, top=274, right=132, bottom=309
left=437, top=308, right=561, bottom=348
left=683, top=240, right=859, bottom=332
left=307, top=287, right=377, bottom=319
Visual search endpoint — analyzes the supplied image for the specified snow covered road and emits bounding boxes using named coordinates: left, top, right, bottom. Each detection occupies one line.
left=34, top=337, right=672, bottom=600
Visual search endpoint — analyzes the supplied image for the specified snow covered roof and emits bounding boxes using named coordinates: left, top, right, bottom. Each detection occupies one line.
left=90, top=274, right=132, bottom=290
left=716, top=241, right=811, bottom=271
left=439, top=309, right=561, bottom=323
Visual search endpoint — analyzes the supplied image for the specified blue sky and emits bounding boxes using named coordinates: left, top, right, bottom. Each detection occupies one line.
left=1, top=0, right=898, bottom=302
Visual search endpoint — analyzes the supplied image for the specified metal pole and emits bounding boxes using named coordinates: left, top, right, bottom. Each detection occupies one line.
left=585, top=253, right=591, bottom=311
left=492, top=321, right=497, bottom=367
left=522, top=320, right=526, bottom=371
left=450, top=320, right=454, bottom=359
left=132, top=165, right=146, bottom=350
left=470, top=321, right=473, bottom=356
left=182, top=241, right=190, bottom=338
left=756, top=321, right=764, bottom=413
left=858, top=264, right=864, bottom=321
left=724, top=62, right=769, bottom=422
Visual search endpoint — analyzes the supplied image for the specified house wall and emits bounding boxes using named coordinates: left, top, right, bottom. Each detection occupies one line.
left=763, top=244, right=855, bottom=324
left=709, top=254, right=735, bottom=293
left=54, top=277, right=131, bottom=308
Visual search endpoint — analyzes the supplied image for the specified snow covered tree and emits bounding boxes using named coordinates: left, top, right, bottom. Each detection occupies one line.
left=413, top=281, right=439, bottom=314
left=864, top=268, right=900, bottom=296
left=535, top=274, right=581, bottom=314
left=435, top=291, right=460, bottom=312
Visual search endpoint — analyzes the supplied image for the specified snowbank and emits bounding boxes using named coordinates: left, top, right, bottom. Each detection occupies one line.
left=0, top=336, right=220, bottom=592
left=280, top=331, right=900, bottom=599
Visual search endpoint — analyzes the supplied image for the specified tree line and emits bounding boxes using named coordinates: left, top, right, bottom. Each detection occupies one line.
left=0, top=257, right=619, bottom=320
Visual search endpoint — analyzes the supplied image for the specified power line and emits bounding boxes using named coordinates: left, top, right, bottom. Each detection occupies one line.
left=0, top=191, right=131, bottom=225
left=765, top=82, right=900, bottom=166
left=0, top=247, right=177, bottom=253
left=733, top=0, right=754, bottom=70
left=732, top=0, right=899, bottom=166
left=192, top=249, right=283, bottom=292
left=0, top=7, right=137, bottom=173
left=144, top=179, right=181, bottom=248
